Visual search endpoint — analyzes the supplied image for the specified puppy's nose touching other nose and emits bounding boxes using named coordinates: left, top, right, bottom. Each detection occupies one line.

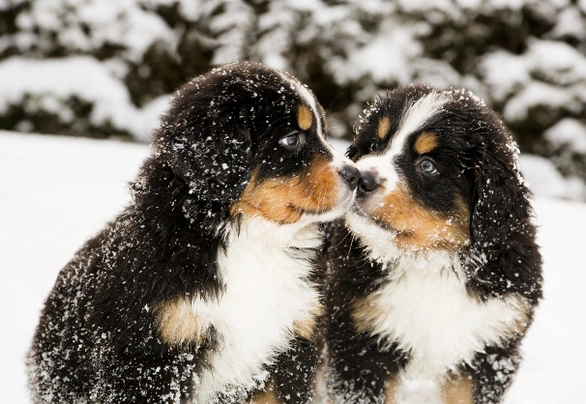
left=339, top=166, right=360, bottom=190
left=358, top=172, right=378, bottom=196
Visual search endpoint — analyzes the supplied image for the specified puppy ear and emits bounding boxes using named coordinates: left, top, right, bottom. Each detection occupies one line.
left=469, top=147, right=529, bottom=248
left=152, top=74, right=254, bottom=228
left=464, top=132, right=541, bottom=299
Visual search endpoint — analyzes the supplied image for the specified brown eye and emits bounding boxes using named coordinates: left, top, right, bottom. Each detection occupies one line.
left=369, top=142, right=379, bottom=153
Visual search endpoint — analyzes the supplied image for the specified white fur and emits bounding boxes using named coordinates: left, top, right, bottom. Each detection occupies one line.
left=346, top=213, right=528, bottom=386
left=345, top=211, right=403, bottom=263
left=192, top=217, right=322, bottom=403
left=303, top=190, right=356, bottom=229
left=358, top=249, right=528, bottom=382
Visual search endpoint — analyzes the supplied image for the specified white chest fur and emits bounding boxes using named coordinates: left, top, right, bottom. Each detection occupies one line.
left=357, top=253, right=528, bottom=381
left=192, top=218, right=322, bottom=403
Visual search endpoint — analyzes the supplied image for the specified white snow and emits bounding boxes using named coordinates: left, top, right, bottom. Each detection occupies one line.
left=544, top=117, right=586, bottom=154
left=0, top=56, right=171, bottom=141
left=10, top=0, right=175, bottom=61
left=0, top=56, right=130, bottom=117
left=480, top=51, right=531, bottom=102
left=503, top=81, right=579, bottom=123
left=1, top=131, right=585, bottom=403
left=519, top=154, right=586, bottom=200
left=482, top=38, right=586, bottom=125
left=346, top=23, right=423, bottom=85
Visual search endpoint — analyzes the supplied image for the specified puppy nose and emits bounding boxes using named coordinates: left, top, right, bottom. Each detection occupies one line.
left=358, top=172, right=378, bottom=195
left=339, top=166, right=360, bottom=190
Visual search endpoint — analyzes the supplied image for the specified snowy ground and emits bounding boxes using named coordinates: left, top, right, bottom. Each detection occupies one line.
left=1, top=131, right=585, bottom=403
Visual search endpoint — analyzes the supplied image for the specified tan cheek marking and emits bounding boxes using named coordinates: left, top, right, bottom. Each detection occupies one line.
left=414, top=132, right=439, bottom=155
left=440, top=373, right=474, bottom=404
left=231, top=157, right=341, bottom=224
left=232, top=176, right=303, bottom=224
left=293, top=302, right=324, bottom=341
left=155, top=298, right=208, bottom=346
left=301, top=157, right=341, bottom=212
left=370, top=185, right=470, bottom=250
left=378, top=116, right=390, bottom=139
left=297, top=104, right=313, bottom=131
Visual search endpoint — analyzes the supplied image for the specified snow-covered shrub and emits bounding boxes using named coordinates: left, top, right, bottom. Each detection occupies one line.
left=1, top=0, right=586, bottom=198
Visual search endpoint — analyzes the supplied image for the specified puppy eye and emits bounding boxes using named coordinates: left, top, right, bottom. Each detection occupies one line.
left=279, top=132, right=305, bottom=150
left=419, top=158, right=439, bottom=175
left=369, top=142, right=379, bottom=153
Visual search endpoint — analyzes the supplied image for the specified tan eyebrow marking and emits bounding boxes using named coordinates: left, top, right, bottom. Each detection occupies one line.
left=377, top=116, right=390, bottom=139
left=414, top=132, right=439, bottom=154
left=297, top=104, right=313, bottom=131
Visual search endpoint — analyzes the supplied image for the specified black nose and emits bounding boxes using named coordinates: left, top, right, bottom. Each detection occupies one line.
left=339, top=166, right=360, bottom=190
left=358, top=172, right=378, bottom=196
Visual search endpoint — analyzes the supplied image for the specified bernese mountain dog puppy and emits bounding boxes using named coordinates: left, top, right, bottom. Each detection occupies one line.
left=321, top=84, right=542, bottom=404
left=27, top=61, right=359, bottom=404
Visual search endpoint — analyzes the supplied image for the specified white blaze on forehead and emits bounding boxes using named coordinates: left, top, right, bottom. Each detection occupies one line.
left=386, top=91, right=449, bottom=160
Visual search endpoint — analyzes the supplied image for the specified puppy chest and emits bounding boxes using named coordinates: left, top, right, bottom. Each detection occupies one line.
left=353, top=266, right=528, bottom=379
left=194, top=240, right=320, bottom=402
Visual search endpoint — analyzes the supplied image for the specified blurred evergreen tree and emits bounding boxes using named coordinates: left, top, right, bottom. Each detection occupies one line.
left=1, top=0, right=585, bottom=196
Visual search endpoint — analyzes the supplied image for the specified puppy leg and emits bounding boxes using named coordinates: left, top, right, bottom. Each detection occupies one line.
left=468, top=340, right=523, bottom=404
left=95, top=343, right=200, bottom=403
left=248, top=336, right=318, bottom=404
left=323, top=325, right=405, bottom=404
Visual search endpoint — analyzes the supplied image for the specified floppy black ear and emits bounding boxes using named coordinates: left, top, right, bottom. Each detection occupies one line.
left=151, top=71, right=254, bottom=228
left=469, top=145, right=529, bottom=249
left=464, top=132, right=541, bottom=302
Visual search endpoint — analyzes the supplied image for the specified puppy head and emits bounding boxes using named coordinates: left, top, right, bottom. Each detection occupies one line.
left=346, top=84, right=533, bottom=259
left=152, top=61, right=357, bottom=230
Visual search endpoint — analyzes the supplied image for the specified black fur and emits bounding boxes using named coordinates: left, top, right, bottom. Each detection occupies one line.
left=321, top=85, right=543, bottom=404
left=321, top=221, right=410, bottom=403
left=27, top=61, right=342, bottom=404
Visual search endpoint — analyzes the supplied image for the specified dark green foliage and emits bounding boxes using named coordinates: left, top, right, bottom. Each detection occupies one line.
left=1, top=0, right=585, bottom=196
